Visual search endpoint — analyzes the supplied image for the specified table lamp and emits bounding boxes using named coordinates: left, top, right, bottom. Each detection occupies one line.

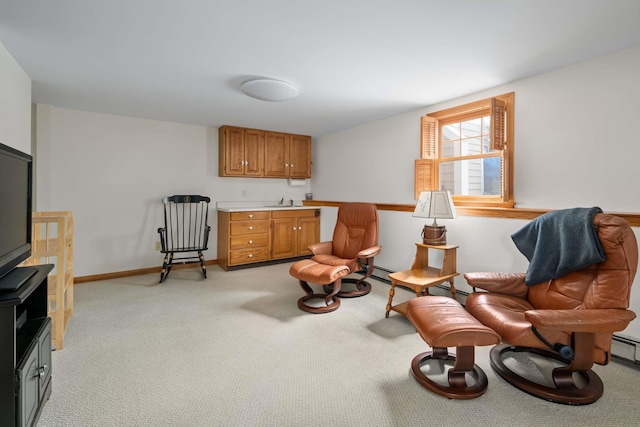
left=412, top=191, right=457, bottom=245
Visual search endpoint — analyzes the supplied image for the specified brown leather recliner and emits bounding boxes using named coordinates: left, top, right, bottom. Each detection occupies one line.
left=310, top=202, right=382, bottom=298
left=465, top=212, right=637, bottom=405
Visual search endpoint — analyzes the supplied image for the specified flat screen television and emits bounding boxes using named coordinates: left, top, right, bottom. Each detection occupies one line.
left=0, top=142, right=33, bottom=285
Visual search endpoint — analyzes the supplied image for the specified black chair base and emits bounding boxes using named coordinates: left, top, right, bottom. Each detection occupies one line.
left=490, top=344, right=604, bottom=405
left=323, top=278, right=371, bottom=298
left=411, top=346, right=490, bottom=400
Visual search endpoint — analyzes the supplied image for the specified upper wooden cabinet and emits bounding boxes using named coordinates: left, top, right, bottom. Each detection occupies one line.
left=264, top=131, right=311, bottom=179
left=219, top=125, right=311, bottom=178
left=289, top=134, right=312, bottom=179
left=264, top=131, right=288, bottom=177
left=218, top=126, right=264, bottom=177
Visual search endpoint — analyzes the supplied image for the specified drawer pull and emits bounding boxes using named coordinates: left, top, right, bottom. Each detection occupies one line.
left=248, top=254, right=253, bottom=258
left=248, top=214, right=253, bottom=218
left=248, top=226, right=253, bottom=230
left=248, top=240, right=253, bottom=244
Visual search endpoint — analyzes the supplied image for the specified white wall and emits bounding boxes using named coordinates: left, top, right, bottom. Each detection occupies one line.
left=34, top=106, right=310, bottom=276
left=313, top=45, right=640, bottom=339
left=0, top=41, right=31, bottom=153
left=7, top=34, right=640, bottom=338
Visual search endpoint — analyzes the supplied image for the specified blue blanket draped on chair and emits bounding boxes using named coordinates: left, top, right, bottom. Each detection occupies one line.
left=511, top=207, right=605, bottom=286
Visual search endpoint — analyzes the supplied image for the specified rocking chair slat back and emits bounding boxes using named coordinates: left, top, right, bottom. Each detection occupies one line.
left=162, top=195, right=210, bottom=252
left=157, top=195, right=211, bottom=283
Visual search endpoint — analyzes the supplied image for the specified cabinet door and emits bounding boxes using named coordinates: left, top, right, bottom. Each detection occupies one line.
left=271, top=218, right=297, bottom=259
left=38, top=319, right=52, bottom=399
left=17, top=342, right=39, bottom=427
left=264, top=132, right=289, bottom=177
left=244, top=129, right=264, bottom=176
left=297, top=216, right=319, bottom=255
left=221, top=126, right=245, bottom=176
left=289, top=134, right=311, bottom=179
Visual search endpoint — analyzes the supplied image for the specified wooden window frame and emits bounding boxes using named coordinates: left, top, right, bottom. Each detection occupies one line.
left=416, top=92, right=514, bottom=208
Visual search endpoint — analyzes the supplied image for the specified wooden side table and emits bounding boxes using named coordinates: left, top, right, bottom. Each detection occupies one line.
left=385, top=243, right=459, bottom=318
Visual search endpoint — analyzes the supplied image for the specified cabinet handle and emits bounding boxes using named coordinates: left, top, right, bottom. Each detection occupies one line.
left=248, top=226, right=253, bottom=230
left=248, top=254, right=253, bottom=258
left=291, top=164, right=294, bottom=169
left=298, top=226, right=302, bottom=230
left=37, top=365, right=47, bottom=378
left=285, top=163, right=289, bottom=167
left=248, top=240, right=253, bottom=244
left=293, top=227, right=297, bottom=230
left=248, top=214, right=253, bottom=218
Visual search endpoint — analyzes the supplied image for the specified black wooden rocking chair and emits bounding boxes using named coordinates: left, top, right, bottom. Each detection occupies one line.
left=158, top=195, right=211, bottom=283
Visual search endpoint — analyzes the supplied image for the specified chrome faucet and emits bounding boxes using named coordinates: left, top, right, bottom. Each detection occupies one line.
left=289, top=199, right=294, bottom=206
left=279, top=197, right=284, bottom=205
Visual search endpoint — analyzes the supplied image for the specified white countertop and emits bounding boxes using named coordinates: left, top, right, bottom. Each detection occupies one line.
left=216, top=200, right=316, bottom=212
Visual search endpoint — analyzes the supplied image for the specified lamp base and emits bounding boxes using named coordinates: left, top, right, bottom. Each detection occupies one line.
left=422, top=225, right=447, bottom=245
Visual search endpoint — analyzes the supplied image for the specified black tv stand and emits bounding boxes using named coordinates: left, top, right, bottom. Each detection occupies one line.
left=0, top=264, right=54, bottom=427
left=0, top=266, right=38, bottom=292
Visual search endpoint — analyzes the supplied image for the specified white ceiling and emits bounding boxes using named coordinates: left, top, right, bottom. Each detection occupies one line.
left=2, top=0, right=640, bottom=137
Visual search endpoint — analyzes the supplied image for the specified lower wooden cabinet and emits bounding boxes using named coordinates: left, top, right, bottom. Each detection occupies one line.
left=271, top=209, right=320, bottom=259
left=218, top=208, right=320, bottom=270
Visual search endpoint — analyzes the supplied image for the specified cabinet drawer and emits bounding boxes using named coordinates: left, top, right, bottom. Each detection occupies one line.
left=230, top=220, right=269, bottom=235
left=271, top=209, right=319, bottom=219
left=230, top=211, right=270, bottom=221
left=230, top=247, right=270, bottom=264
left=230, top=234, right=269, bottom=249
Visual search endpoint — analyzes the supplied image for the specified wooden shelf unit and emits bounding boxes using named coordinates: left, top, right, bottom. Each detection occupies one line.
left=385, top=243, right=459, bottom=318
left=22, top=212, right=73, bottom=350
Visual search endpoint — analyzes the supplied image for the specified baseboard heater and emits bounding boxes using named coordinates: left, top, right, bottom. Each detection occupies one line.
left=370, top=264, right=640, bottom=366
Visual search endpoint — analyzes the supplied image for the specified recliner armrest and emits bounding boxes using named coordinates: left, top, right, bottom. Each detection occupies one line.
left=357, top=245, right=382, bottom=259
left=464, top=272, right=529, bottom=298
left=308, top=241, right=332, bottom=255
left=525, top=309, right=637, bottom=333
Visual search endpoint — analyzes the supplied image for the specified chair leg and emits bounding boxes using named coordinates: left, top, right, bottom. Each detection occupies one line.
left=322, top=258, right=374, bottom=298
left=159, top=252, right=169, bottom=283
left=323, top=258, right=373, bottom=298
left=326, top=277, right=371, bottom=298
left=159, top=252, right=174, bottom=284
left=298, top=279, right=341, bottom=314
left=198, top=251, right=207, bottom=279
left=411, top=346, right=489, bottom=399
left=489, top=337, right=604, bottom=405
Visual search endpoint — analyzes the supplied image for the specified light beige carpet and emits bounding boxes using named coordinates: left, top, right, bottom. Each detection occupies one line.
left=38, top=263, right=640, bottom=426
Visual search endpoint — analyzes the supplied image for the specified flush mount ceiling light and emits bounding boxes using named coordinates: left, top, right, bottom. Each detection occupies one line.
left=241, top=79, right=299, bottom=102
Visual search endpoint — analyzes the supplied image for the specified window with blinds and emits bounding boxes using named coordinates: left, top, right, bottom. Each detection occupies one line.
left=415, top=92, right=514, bottom=207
